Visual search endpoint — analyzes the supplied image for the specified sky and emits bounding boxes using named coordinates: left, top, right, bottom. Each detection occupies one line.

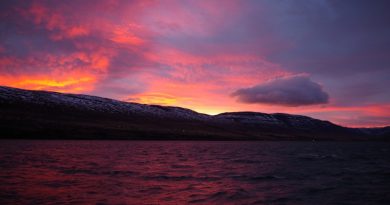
left=0, top=0, right=389, bottom=127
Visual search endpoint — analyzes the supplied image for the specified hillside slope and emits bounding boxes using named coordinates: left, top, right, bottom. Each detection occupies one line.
left=0, top=86, right=388, bottom=140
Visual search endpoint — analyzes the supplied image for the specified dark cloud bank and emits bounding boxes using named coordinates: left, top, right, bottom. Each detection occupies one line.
left=232, top=75, right=329, bottom=107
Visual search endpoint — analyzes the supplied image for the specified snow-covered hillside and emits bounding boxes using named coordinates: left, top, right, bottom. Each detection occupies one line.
left=0, top=86, right=338, bottom=128
left=0, top=86, right=209, bottom=121
left=214, top=112, right=336, bottom=129
left=2, top=85, right=389, bottom=140
left=1, top=86, right=388, bottom=140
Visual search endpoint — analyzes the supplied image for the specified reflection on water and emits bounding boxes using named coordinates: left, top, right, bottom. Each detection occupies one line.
left=0, top=140, right=389, bottom=204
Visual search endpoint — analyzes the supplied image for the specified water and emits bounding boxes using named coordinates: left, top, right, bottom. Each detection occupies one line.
left=0, top=141, right=389, bottom=205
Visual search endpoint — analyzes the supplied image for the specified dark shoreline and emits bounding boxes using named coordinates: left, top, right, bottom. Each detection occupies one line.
left=1, top=137, right=388, bottom=142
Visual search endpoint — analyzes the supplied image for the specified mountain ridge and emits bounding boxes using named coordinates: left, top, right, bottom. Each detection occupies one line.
left=0, top=86, right=388, bottom=140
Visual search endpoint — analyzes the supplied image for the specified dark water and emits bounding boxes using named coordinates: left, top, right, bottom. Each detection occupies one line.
left=0, top=141, right=389, bottom=205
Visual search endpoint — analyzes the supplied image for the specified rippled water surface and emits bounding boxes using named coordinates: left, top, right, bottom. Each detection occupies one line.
left=0, top=140, right=389, bottom=205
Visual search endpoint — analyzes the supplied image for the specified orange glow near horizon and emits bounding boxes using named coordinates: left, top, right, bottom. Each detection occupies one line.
left=0, top=73, right=98, bottom=93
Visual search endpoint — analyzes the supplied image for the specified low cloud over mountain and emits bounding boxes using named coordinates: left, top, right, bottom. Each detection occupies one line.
left=232, top=75, right=329, bottom=107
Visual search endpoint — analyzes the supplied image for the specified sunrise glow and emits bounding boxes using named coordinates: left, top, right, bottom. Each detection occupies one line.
left=1, top=0, right=389, bottom=127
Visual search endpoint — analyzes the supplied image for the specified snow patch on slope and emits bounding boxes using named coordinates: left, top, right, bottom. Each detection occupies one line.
left=0, top=86, right=209, bottom=120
